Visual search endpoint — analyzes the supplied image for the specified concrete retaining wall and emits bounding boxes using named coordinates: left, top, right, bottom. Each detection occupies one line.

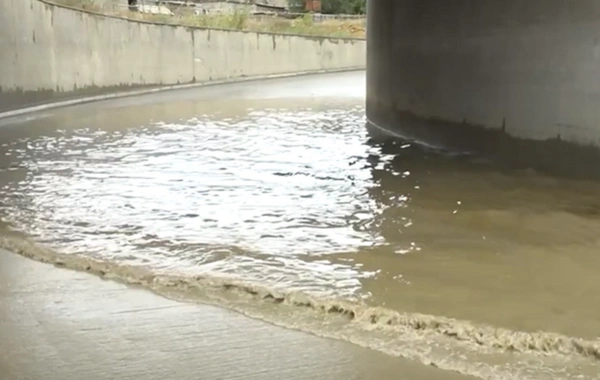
left=0, top=0, right=365, bottom=113
left=367, top=0, right=600, bottom=151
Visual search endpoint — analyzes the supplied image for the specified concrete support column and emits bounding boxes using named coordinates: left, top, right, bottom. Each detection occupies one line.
left=366, top=0, right=600, bottom=177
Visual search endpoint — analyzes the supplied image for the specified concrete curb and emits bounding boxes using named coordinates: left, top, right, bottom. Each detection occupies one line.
left=0, top=68, right=365, bottom=121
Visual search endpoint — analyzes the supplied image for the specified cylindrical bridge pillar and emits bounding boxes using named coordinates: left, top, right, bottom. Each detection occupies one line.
left=366, top=0, right=600, bottom=177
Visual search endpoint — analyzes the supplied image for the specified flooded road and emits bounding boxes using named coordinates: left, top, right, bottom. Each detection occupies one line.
left=0, top=71, right=599, bottom=379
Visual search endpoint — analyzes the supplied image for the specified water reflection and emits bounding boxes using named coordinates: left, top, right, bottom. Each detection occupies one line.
left=0, top=98, right=385, bottom=299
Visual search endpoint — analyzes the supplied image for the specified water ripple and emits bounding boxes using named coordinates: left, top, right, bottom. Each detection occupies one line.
left=0, top=104, right=381, bottom=299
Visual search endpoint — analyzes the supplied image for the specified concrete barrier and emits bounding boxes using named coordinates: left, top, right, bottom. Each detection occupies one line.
left=0, top=0, right=365, bottom=114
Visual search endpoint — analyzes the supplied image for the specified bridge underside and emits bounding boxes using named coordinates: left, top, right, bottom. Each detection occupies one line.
left=366, top=0, right=600, bottom=178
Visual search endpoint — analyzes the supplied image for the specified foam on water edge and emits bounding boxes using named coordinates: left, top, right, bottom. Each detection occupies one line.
left=2, top=235, right=599, bottom=380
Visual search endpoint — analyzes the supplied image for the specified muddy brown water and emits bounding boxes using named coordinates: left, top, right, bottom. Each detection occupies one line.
left=0, top=71, right=599, bottom=380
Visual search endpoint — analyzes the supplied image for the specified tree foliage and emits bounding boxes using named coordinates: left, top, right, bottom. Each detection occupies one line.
left=322, top=0, right=366, bottom=14
left=289, top=0, right=366, bottom=15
